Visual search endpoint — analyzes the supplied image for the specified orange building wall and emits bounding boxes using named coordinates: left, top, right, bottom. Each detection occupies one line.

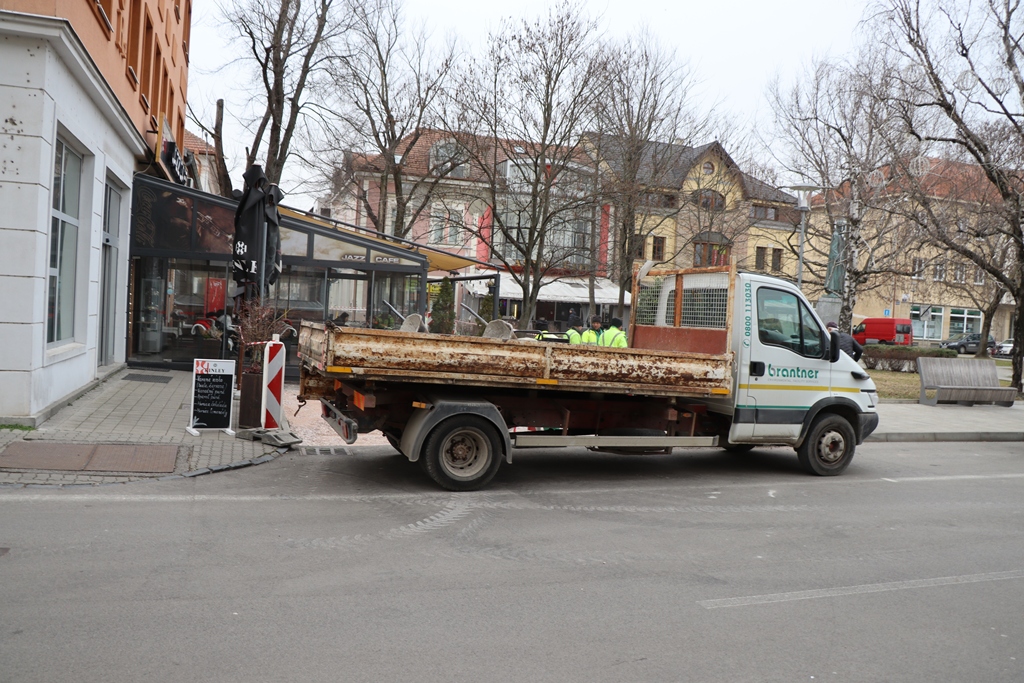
left=1, top=0, right=192, bottom=158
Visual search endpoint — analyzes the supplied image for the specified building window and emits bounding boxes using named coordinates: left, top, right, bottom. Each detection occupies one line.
left=911, top=305, right=943, bottom=340
left=634, top=234, right=645, bottom=259
left=694, top=232, right=730, bottom=267
left=651, top=236, right=665, bottom=261
left=933, top=261, right=946, bottom=282
left=141, top=14, right=154, bottom=109
left=702, top=162, right=714, bottom=175
left=48, top=139, right=83, bottom=345
left=755, top=246, right=766, bottom=270
left=952, top=263, right=967, bottom=283
left=430, top=205, right=463, bottom=245
left=974, top=267, right=985, bottom=285
left=692, top=189, right=725, bottom=211
left=948, top=308, right=982, bottom=336
left=643, top=192, right=677, bottom=209
left=771, top=248, right=783, bottom=272
left=749, top=205, right=777, bottom=221
left=911, top=257, right=925, bottom=279
left=429, top=141, right=469, bottom=178
left=127, top=0, right=142, bottom=84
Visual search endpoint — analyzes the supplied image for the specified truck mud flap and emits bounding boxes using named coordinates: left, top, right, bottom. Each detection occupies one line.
left=320, top=398, right=358, bottom=445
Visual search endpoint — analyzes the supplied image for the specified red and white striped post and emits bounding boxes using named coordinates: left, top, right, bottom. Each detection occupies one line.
left=261, top=334, right=285, bottom=429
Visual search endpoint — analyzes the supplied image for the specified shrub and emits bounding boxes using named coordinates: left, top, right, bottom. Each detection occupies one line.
left=861, top=344, right=957, bottom=373
left=429, top=277, right=455, bottom=334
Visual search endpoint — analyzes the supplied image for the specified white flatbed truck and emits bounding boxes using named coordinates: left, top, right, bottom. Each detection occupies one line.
left=298, top=266, right=879, bottom=490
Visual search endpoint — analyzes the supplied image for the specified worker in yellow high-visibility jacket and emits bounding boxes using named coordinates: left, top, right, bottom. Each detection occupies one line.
left=565, top=315, right=584, bottom=344
left=599, top=317, right=627, bottom=348
left=581, top=316, right=603, bottom=345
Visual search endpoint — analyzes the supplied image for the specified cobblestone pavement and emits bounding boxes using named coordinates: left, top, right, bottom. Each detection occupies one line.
left=0, top=368, right=281, bottom=487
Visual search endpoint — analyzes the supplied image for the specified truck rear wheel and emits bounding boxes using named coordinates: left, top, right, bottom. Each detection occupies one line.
left=796, top=414, right=855, bottom=475
left=421, top=416, right=502, bottom=491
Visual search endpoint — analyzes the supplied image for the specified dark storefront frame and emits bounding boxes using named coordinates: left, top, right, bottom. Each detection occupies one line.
left=128, top=174, right=429, bottom=371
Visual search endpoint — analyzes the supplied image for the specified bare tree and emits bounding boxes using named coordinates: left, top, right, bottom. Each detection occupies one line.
left=318, top=0, right=456, bottom=238
left=588, top=32, right=709, bottom=317
left=875, top=0, right=1024, bottom=387
left=767, top=51, right=916, bottom=331
left=452, top=2, right=604, bottom=328
left=223, top=0, right=344, bottom=185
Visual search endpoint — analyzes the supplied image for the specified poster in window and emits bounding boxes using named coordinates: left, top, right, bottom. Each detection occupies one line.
left=131, top=184, right=193, bottom=251
left=194, top=197, right=235, bottom=254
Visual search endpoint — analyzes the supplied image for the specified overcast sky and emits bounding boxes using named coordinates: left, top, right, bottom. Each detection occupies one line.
left=187, top=0, right=871, bottom=208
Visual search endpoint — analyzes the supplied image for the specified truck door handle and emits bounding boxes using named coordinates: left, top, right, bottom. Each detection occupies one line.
left=749, top=361, right=765, bottom=377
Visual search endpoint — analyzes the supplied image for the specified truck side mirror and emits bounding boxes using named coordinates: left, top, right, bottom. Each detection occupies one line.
left=829, top=330, right=841, bottom=363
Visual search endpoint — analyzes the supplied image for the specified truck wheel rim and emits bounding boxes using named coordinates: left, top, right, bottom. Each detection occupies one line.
left=440, top=428, right=490, bottom=479
left=816, top=429, right=846, bottom=464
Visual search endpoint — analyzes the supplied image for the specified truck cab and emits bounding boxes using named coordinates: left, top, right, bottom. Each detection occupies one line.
left=628, top=267, right=878, bottom=474
left=724, top=272, right=878, bottom=472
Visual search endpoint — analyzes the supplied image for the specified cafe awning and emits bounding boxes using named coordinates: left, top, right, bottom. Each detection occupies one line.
left=465, top=273, right=630, bottom=306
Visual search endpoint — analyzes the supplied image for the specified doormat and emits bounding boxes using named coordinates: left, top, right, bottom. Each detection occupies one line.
left=122, top=374, right=173, bottom=383
left=0, top=442, right=178, bottom=473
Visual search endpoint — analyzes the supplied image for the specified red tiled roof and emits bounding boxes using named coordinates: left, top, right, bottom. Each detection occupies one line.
left=183, top=129, right=216, bottom=155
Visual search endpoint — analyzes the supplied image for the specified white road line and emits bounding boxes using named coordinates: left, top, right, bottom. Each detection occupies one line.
left=698, top=570, right=1024, bottom=609
left=881, top=473, right=1024, bottom=483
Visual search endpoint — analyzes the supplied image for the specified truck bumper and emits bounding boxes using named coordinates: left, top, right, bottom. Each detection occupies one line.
left=858, top=412, right=879, bottom=444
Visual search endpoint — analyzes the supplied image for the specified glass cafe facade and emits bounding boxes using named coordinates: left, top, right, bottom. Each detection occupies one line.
left=128, top=174, right=429, bottom=373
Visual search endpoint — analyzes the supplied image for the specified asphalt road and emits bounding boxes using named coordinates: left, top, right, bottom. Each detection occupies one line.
left=1, top=442, right=1022, bottom=682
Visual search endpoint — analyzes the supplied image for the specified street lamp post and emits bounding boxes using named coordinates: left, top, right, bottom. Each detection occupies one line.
left=784, top=184, right=820, bottom=290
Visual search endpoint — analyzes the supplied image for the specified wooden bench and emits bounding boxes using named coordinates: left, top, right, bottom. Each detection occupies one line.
left=916, top=357, right=1017, bottom=407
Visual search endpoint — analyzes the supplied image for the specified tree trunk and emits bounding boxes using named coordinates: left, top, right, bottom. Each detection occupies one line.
left=975, top=288, right=1003, bottom=359
left=214, top=100, right=234, bottom=198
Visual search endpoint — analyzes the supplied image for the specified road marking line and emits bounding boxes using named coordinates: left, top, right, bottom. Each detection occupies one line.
left=698, top=569, right=1024, bottom=609
left=881, top=474, right=1024, bottom=483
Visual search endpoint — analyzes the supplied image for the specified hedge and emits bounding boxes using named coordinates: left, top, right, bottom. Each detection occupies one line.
left=861, top=344, right=957, bottom=373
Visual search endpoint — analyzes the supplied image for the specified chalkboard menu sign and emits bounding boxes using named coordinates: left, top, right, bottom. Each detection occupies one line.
left=187, top=359, right=236, bottom=436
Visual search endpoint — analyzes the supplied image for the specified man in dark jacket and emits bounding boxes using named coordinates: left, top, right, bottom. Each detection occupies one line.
left=826, top=321, right=864, bottom=362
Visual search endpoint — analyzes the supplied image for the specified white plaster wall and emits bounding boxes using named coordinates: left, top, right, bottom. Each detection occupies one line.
left=0, top=32, right=138, bottom=419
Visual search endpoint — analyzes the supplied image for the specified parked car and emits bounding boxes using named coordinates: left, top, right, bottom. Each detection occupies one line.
left=938, top=333, right=997, bottom=354
left=995, top=339, right=1015, bottom=357
left=852, top=317, right=914, bottom=345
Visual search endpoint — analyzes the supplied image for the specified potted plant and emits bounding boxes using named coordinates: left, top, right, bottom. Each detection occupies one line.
left=234, top=299, right=290, bottom=429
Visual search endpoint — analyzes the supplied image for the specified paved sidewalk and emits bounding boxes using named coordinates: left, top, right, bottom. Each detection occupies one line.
left=1, top=366, right=1021, bottom=488
left=0, top=367, right=281, bottom=487
left=870, top=401, right=1024, bottom=442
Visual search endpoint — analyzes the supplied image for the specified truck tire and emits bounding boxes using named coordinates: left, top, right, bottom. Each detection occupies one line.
left=421, top=416, right=503, bottom=491
left=796, top=414, right=856, bottom=476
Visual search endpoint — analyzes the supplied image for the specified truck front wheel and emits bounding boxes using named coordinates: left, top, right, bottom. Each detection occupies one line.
left=796, top=414, right=855, bottom=475
left=422, top=416, right=503, bottom=491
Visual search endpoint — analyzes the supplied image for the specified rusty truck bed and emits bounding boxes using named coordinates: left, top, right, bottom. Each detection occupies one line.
left=298, top=323, right=733, bottom=399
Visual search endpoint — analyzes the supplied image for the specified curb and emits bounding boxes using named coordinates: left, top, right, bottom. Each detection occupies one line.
left=868, top=432, right=1024, bottom=443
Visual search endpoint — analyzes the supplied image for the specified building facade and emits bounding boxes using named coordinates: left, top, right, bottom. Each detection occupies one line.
left=0, top=2, right=192, bottom=424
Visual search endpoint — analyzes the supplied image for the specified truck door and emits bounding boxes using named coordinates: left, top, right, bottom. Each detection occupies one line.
left=746, top=285, right=831, bottom=441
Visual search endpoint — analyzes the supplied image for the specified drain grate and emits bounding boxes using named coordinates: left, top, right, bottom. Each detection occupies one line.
left=302, top=446, right=345, bottom=456
left=122, top=374, right=173, bottom=384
